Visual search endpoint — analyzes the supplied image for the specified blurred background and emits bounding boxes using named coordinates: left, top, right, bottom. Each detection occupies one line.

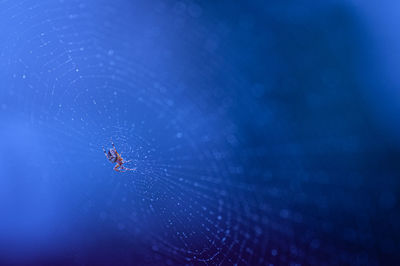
left=0, top=0, right=399, bottom=265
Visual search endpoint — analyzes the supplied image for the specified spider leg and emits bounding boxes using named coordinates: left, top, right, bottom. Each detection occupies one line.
left=111, top=138, right=117, bottom=152
left=121, top=165, right=136, bottom=171
left=102, top=146, right=109, bottom=159
left=119, top=165, right=129, bottom=172
left=114, top=164, right=121, bottom=172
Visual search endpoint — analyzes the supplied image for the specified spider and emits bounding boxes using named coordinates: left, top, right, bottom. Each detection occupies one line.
left=103, top=139, right=135, bottom=172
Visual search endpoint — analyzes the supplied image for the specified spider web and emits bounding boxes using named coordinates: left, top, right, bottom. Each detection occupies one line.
left=0, top=0, right=397, bottom=265
left=0, top=1, right=272, bottom=264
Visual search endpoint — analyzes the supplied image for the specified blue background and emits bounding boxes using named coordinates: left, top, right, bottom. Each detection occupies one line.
left=0, top=0, right=399, bottom=265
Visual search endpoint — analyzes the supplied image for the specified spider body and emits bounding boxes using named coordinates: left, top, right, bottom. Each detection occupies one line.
left=103, top=140, right=135, bottom=172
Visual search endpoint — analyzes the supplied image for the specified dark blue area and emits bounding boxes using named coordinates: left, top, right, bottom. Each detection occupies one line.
left=0, top=0, right=399, bottom=265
